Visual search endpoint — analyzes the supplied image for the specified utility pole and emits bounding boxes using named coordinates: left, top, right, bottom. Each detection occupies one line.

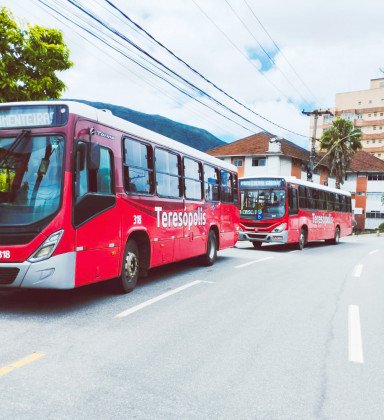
left=302, top=109, right=333, bottom=181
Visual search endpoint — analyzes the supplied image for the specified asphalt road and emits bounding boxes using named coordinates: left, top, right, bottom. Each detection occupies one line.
left=1, top=234, right=384, bottom=419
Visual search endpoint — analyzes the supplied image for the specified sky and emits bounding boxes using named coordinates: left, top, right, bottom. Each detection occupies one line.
left=2, top=0, right=384, bottom=148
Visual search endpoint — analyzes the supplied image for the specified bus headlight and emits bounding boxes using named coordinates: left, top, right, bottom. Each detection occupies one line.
left=28, top=230, right=64, bottom=263
left=272, top=223, right=287, bottom=233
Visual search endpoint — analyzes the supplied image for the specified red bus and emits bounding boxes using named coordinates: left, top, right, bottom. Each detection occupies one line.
left=239, top=176, right=352, bottom=250
left=0, top=101, right=239, bottom=293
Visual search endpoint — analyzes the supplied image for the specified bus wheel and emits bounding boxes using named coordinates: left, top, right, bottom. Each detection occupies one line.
left=201, top=230, right=217, bottom=266
left=252, top=241, right=262, bottom=249
left=331, top=226, right=340, bottom=245
left=297, top=228, right=306, bottom=250
left=115, top=239, right=139, bottom=293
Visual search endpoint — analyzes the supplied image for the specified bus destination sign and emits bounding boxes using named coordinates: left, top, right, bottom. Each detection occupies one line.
left=0, top=105, right=68, bottom=129
left=239, top=178, right=285, bottom=188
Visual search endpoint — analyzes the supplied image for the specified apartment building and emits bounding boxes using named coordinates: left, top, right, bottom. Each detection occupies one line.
left=310, top=78, right=384, bottom=160
left=207, top=132, right=384, bottom=230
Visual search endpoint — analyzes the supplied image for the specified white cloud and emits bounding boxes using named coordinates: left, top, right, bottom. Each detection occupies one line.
left=2, top=0, right=384, bottom=149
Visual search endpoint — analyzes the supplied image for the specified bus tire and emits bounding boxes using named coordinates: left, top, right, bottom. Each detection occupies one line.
left=297, top=228, right=306, bottom=250
left=330, top=226, right=340, bottom=245
left=201, top=230, right=217, bottom=266
left=252, top=241, right=262, bottom=249
left=115, top=239, right=139, bottom=293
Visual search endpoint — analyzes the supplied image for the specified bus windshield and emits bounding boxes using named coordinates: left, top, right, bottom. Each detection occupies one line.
left=240, top=188, right=286, bottom=220
left=0, top=134, right=64, bottom=226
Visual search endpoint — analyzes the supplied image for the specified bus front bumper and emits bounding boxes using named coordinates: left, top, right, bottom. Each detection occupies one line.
left=239, top=230, right=289, bottom=244
left=0, top=252, right=76, bottom=290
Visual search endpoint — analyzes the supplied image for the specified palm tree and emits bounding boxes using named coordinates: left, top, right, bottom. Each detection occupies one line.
left=320, top=117, right=362, bottom=189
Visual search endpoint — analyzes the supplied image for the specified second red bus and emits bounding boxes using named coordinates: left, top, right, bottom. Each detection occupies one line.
left=238, top=176, right=352, bottom=250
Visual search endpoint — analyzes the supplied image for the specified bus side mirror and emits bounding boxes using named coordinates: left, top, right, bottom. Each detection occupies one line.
left=87, top=142, right=100, bottom=171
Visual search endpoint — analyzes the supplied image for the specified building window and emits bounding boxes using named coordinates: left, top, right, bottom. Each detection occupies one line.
left=380, top=113, right=383, bottom=116
left=357, top=113, right=362, bottom=119
left=369, top=100, right=372, bottom=104
left=357, top=192, right=365, bottom=196
left=233, top=159, right=243, bottom=167
left=373, top=126, right=377, bottom=130
left=358, top=101, right=361, bottom=105
left=373, top=140, right=376, bottom=144
left=374, top=113, right=377, bottom=117
left=252, top=158, right=266, bottom=167
left=368, top=174, right=384, bottom=180
left=368, top=113, right=372, bottom=117
left=367, top=140, right=370, bottom=144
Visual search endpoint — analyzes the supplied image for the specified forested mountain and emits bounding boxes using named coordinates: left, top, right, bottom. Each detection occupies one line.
left=67, top=99, right=226, bottom=152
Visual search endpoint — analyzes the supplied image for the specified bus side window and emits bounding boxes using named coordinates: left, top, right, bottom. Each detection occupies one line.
left=204, top=164, right=219, bottom=201
left=347, top=196, right=352, bottom=212
left=340, top=195, right=347, bottom=212
left=75, top=142, right=113, bottom=201
left=75, top=141, right=88, bottom=201
left=233, top=174, right=238, bottom=204
left=307, top=188, right=314, bottom=209
left=155, top=148, right=181, bottom=198
left=318, top=190, right=325, bottom=210
left=220, top=170, right=233, bottom=203
left=299, top=185, right=307, bottom=208
left=288, top=186, right=298, bottom=215
left=334, top=194, right=341, bottom=211
left=123, top=137, right=154, bottom=194
left=95, top=148, right=113, bottom=194
left=184, top=157, right=202, bottom=200
left=327, top=192, right=334, bottom=211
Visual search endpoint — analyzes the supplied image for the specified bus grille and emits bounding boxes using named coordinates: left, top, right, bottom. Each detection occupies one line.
left=241, top=222, right=274, bottom=228
left=0, top=268, right=20, bottom=285
left=248, top=233, right=268, bottom=240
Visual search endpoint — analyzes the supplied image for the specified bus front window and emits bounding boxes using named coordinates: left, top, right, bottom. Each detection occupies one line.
left=0, top=135, right=64, bottom=226
left=240, top=188, right=286, bottom=220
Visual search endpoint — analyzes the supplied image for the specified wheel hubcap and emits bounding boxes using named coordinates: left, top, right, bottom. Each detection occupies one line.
left=125, top=252, right=138, bottom=280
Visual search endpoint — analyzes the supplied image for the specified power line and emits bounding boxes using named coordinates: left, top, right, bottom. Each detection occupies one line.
left=223, top=0, right=311, bottom=107
left=38, top=0, right=308, bottom=140
left=242, top=0, right=323, bottom=108
left=38, top=0, right=259, bottom=133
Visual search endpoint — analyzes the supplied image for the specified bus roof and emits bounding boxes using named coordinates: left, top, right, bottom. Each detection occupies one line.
left=0, top=100, right=237, bottom=173
left=240, top=175, right=351, bottom=196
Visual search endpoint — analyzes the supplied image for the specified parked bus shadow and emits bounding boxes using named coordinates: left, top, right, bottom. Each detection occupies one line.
left=242, top=240, right=345, bottom=253
left=0, top=255, right=234, bottom=314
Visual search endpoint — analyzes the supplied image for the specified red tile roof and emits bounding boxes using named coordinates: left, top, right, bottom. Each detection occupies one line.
left=348, top=150, right=384, bottom=171
left=207, top=132, right=311, bottom=161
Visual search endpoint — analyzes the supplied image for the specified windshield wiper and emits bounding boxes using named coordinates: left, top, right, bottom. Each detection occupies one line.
left=0, top=129, right=31, bottom=169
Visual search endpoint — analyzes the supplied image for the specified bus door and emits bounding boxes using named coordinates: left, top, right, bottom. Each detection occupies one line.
left=219, top=170, right=236, bottom=248
left=288, top=184, right=299, bottom=241
left=73, top=124, right=120, bottom=286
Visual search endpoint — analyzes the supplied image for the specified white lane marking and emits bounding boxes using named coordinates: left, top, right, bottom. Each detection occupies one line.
left=288, top=250, right=298, bottom=254
left=348, top=305, right=364, bottom=363
left=115, top=280, right=203, bottom=318
left=352, top=264, right=363, bottom=278
left=369, top=249, right=379, bottom=255
left=235, top=256, right=273, bottom=269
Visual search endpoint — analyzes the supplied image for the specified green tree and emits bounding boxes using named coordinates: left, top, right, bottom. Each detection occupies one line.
left=0, top=7, right=73, bottom=102
left=320, top=117, right=362, bottom=189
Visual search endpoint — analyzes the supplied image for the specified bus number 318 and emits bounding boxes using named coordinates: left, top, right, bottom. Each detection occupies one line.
left=0, top=250, right=11, bottom=259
